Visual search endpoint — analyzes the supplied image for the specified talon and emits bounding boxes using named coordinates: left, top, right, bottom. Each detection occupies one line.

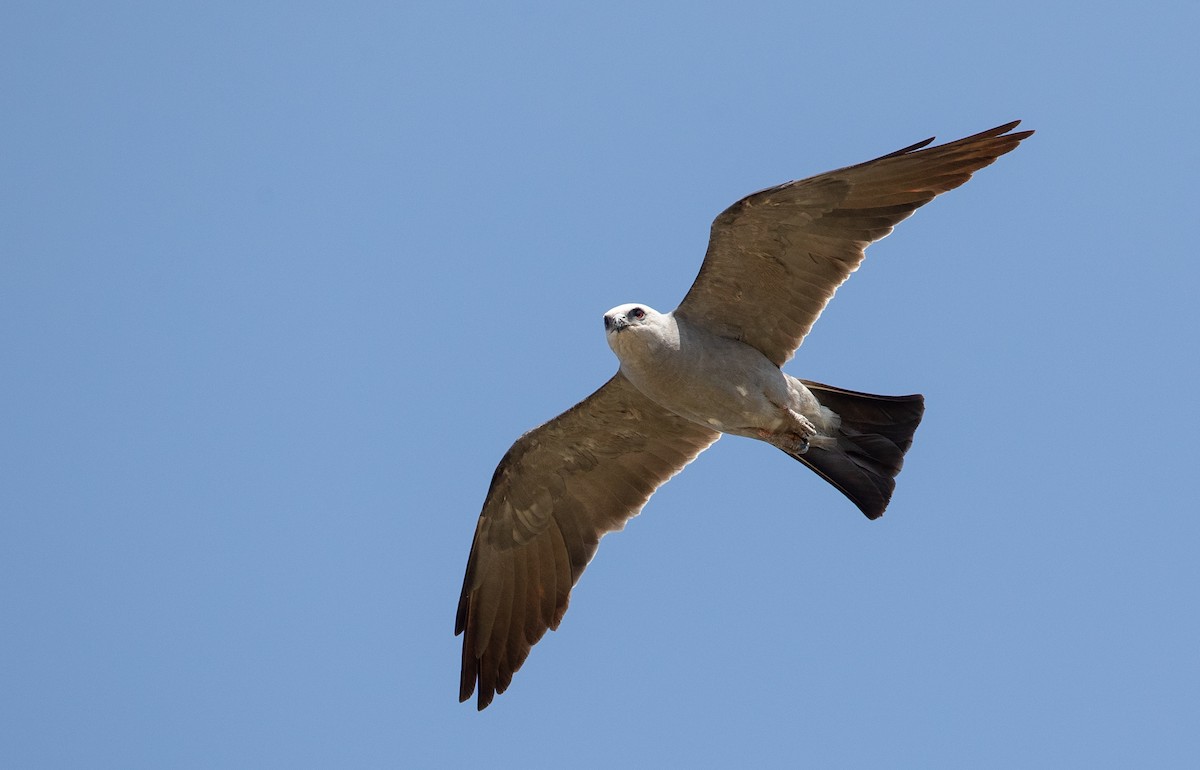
left=795, top=437, right=810, bottom=455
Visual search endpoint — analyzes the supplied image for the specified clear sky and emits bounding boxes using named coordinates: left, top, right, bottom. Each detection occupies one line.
left=3, top=1, right=1197, bottom=767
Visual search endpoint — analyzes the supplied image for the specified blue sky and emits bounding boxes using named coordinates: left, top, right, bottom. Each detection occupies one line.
left=3, top=1, right=1197, bottom=767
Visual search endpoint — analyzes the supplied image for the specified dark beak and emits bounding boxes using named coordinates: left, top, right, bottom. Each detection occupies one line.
left=604, top=315, right=627, bottom=333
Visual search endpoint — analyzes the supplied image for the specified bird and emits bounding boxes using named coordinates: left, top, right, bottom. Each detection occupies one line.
left=456, top=121, right=1033, bottom=709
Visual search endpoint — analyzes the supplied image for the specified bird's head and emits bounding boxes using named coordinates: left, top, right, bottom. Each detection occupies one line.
left=603, top=303, right=659, bottom=334
left=604, top=303, right=674, bottom=360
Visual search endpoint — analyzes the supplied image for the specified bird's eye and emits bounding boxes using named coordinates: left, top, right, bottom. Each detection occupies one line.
left=630, top=307, right=645, bottom=320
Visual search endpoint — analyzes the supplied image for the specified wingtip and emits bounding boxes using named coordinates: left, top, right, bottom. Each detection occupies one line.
left=977, top=119, right=1034, bottom=142
left=875, top=135, right=937, bottom=160
left=1000, top=118, right=1034, bottom=136
left=889, top=120, right=1033, bottom=162
left=477, top=687, right=494, bottom=710
left=458, top=686, right=491, bottom=711
left=457, top=673, right=496, bottom=711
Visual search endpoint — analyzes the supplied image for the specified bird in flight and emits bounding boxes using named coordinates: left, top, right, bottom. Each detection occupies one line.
left=456, top=121, right=1033, bottom=709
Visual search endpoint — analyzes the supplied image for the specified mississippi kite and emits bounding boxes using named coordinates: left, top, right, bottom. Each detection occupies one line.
left=456, top=121, right=1032, bottom=709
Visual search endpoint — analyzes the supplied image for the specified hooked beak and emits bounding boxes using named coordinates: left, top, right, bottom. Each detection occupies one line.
left=604, top=314, right=628, bottom=333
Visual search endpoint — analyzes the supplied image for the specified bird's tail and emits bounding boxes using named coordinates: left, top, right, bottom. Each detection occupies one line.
left=789, top=381, right=925, bottom=520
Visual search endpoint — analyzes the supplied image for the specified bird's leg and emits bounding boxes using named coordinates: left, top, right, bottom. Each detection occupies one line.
left=758, top=409, right=819, bottom=455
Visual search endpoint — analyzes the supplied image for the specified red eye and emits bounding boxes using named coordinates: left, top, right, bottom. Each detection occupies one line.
left=630, top=308, right=645, bottom=320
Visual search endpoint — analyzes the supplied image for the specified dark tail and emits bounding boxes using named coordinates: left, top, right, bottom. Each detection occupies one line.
left=791, top=381, right=925, bottom=520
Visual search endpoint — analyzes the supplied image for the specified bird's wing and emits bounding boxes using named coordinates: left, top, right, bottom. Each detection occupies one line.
left=674, top=121, right=1033, bottom=365
left=456, top=372, right=719, bottom=709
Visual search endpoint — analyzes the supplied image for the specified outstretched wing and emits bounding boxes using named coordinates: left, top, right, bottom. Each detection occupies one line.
left=675, top=121, right=1033, bottom=365
left=456, top=372, right=719, bottom=709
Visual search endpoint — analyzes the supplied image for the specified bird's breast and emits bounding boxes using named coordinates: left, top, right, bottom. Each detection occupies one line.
left=617, top=333, right=788, bottom=433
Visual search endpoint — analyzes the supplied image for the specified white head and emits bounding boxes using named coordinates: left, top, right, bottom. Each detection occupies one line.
left=603, top=303, right=674, bottom=360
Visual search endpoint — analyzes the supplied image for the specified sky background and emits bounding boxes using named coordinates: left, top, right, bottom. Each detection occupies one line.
left=3, top=1, right=1198, bottom=767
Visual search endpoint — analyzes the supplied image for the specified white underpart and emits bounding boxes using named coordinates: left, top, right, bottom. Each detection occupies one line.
left=603, top=303, right=839, bottom=440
